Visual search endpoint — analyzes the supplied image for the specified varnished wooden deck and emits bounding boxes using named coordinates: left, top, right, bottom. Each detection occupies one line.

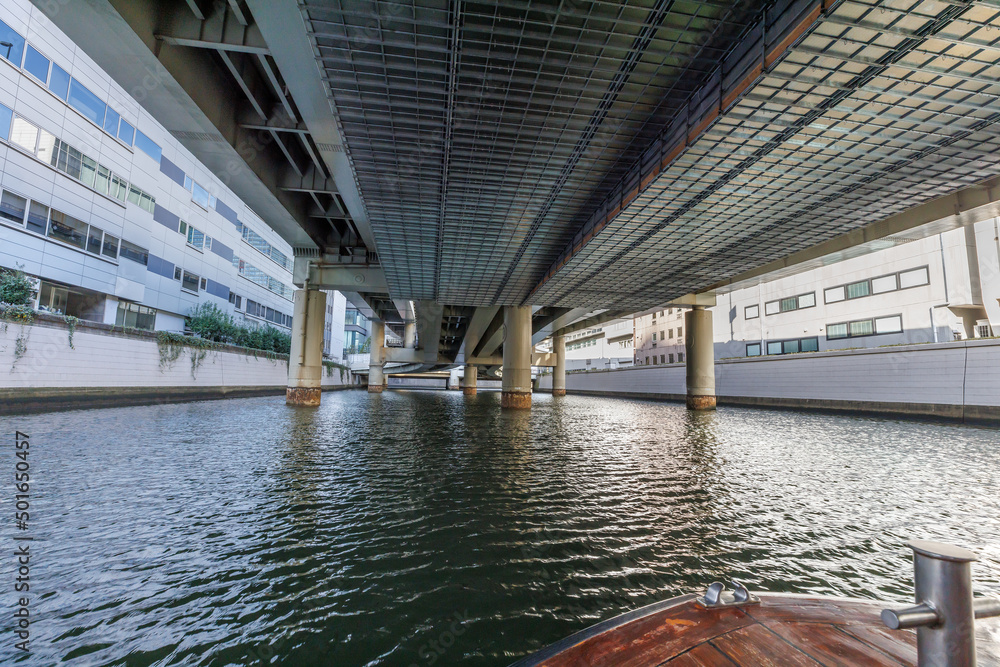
left=512, top=593, right=1000, bottom=666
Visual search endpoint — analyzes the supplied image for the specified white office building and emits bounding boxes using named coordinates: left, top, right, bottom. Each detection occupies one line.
left=634, top=222, right=999, bottom=362
left=0, top=0, right=344, bottom=355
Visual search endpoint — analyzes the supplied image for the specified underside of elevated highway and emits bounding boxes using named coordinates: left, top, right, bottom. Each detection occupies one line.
left=35, top=0, right=1000, bottom=405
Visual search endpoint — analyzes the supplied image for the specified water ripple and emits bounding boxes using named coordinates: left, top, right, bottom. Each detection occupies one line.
left=0, top=391, right=998, bottom=665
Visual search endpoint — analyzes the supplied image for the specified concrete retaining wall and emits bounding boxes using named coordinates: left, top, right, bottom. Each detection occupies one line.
left=538, top=339, right=1000, bottom=422
left=0, top=314, right=356, bottom=413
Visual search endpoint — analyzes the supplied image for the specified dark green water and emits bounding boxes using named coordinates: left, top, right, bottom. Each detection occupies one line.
left=2, top=390, right=999, bottom=665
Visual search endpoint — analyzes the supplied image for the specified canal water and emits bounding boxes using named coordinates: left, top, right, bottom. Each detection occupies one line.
left=2, top=390, right=999, bottom=666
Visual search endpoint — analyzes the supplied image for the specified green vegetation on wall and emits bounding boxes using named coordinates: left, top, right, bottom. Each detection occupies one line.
left=187, top=303, right=292, bottom=354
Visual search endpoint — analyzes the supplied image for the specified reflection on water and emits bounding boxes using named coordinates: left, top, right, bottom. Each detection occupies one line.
left=2, top=391, right=999, bottom=665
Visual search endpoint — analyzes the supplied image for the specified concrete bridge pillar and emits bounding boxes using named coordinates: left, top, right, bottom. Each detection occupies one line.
left=369, top=319, right=385, bottom=393
left=286, top=288, right=327, bottom=406
left=403, top=321, right=416, bottom=348
left=553, top=334, right=566, bottom=396
left=501, top=306, right=532, bottom=409
left=685, top=306, right=716, bottom=410
left=463, top=364, right=477, bottom=396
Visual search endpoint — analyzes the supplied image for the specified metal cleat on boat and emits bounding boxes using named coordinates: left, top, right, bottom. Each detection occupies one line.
left=696, top=579, right=760, bottom=608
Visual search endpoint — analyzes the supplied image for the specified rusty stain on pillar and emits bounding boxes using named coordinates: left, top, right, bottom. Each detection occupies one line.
left=463, top=364, right=477, bottom=396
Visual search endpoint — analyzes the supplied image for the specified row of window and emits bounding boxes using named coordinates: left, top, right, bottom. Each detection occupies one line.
left=651, top=327, right=682, bottom=342
left=0, top=18, right=162, bottom=162
left=232, top=256, right=294, bottom=301
left=245, top=299, right=292, bottom=328
left=827, top=314, right=903, bottom=339
left=568, top=339, right=596, bottom=351
left=240, top=223, right=292, bottom=271
left=744, top=314, right=905, bottom=356
left=0, top=187, right=147, bottom=264
left=824, top=267, right=929, bottom=303
left=642, top=353, right=685, bottom=365
left=0, top=108, right=155, bottom=213
left=171, top=266, right=207, bottom=294
left=744, top=267, right=931, bottom=320
left=747, top=337, right=820, bottom=357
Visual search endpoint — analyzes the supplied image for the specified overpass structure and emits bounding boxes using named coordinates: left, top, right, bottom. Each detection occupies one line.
left=39, top=0, right=1000, bottom=408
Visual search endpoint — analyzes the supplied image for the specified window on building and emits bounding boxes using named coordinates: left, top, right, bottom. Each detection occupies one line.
left=23, top=44, right=49, bottom=84
left=846, top=280, right=870, bottom=299
left=824, top=285, right=846, bottom=303
left=117, top=120, right=134, bottom=146
left=899, top=267, right=929, bottom=289
left=0, top=190, right=27, bottom=225
left=874, top=315, right=903, bottom=334
left=764, top=337, right=819, bottom=355
left=103, top=107, right=120, bottom=136
left=659, top=354, right=665, bottom=364
left=186, top=223, right=205, bottom=250
left=668, top=353, right=674, bottom=363
left=652, top=332, right=656, bottom=341
left=192, top=182, right=210, bottom=208
left=26, top=201, right=48, bottom=235
left=102, top=234, right=119, bottom=259
left=871, top=274, right=897, bottom=294
left=668, top=329, right=673, bottom=339
left=801, top=337, right=819, bottom=352
left=11, top=117, right=38, bottom=153
left=134, top=130, right=162, bottom=163
left=849, top=319, right=874, bottom=337
left=0, top=103, right=11, bottom=142
left=0, top=19, right=25, bottom=66
left=645, top=356, right=649, bottom=365
left=677, top=326, right=682, bottom=338
left=745, top=304, right=759, bottom=319
left=119, top=240, right=148, bottom=266
left=181, top=270, right=200, bottom=293
left=86, top=227, right=103, bottom=255
left=36, top=128, right=56, bottom=164
left=827, top=323, right=849, bottom=340
left=746, top=343, right=761, bottom=357
left=68, top=79, right=106, bottom=126
left=47, top=211, right=88, bottom=249
left=678, top=352, right=683, bottom=362
left=116, top=301, right=156, bottom=330
left=765, top=301, right=780, bottom=316
left=173, top=267, right=182, bottom=281
left=48, top=63, right=70, bottom=100
left=767, top=341, right=783, bottom=355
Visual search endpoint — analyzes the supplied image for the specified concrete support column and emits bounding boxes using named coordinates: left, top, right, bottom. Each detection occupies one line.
left=501, top=306, right=532, bottom=409
left=286, top=288, right=327, bottom=406
left=684, top=306, right=716, bottom=410
left=552, top=334, right=566, bottom=396
left=463, top=364, right=477, bottom=396
left=403, top=321, right=416, bottom=348
left=369, top=319, right=385, bottom=393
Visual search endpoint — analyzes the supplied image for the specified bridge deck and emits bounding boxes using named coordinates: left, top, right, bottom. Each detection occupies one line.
left=514, top=593, right=1000, bottom=667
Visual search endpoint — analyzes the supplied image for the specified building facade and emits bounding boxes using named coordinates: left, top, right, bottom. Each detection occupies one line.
left=0, top=0, right=344, bottom=355
left=634, top=222, right=999, bottom=363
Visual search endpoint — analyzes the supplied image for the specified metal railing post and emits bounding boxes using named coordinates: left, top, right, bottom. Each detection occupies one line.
left=881, top=540, right=1000, bottom=666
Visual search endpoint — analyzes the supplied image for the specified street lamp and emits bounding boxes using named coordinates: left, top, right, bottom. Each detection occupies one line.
left=0, top=42, right=13, bottom=60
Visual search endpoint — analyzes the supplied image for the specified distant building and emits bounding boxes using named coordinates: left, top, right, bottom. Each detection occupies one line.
left=344, top=307, right=369, bottom=355
left=535, top=317, right=633, bottom=371
left=0, top=1, right=346, bottom=342
left=633, top=223, right=999, bottom=363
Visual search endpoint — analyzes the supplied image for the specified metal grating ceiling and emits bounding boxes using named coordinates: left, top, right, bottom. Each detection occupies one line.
left=302, top=0, right=767, bottom=305
left=531, top=0, right=1000, bottom=310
